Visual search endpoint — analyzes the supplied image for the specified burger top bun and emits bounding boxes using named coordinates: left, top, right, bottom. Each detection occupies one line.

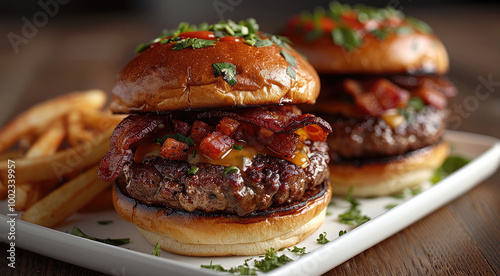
left=110, top=20, right=320, bottom=114
left=283, top=3, right=449, bottom=75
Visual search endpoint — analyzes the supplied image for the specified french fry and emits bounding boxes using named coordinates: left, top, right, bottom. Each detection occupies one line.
left=0, top=128, right=112, bottom=184
left=0, top=89, right=106, bottom=154
left=15, top=183, right=43, bottom=211
left=66, top=111, right=95, bottom=146
left=22, top=165, right=111, bottom=228
left=25, top=119, right=65, bottom=158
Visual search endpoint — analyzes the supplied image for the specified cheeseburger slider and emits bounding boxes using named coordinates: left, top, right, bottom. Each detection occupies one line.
left=283, top=3, right=456, bottom=197
left=98, top=19, right=332, bottom=256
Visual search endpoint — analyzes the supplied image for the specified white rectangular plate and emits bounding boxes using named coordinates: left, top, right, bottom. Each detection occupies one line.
left=1, top=130, right=499, bottom=276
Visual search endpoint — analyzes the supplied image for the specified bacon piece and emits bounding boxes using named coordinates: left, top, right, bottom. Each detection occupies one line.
left=414, top=86, right=447, bottom=110
left=98, top=115, right=163, bottom=183
left=344, top=78, right=409, bottom=117
left=370, top=79, right=409, bottom=109
left=199, top=131, right=234, bottom=160
left=160, top=138, right=188, bottom=160
left=257, top=127, right=274, bottom=144
left=216, top=117, right=240, bottom=137
left=190, top=120, right=211, bottom=145
left=172, top=119, right=191, bottom=136
left=266, top=133, right=299, bottom=158
left=233, top=122, right=257, bottom=142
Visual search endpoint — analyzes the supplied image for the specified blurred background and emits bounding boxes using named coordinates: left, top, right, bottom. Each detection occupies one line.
left=0, top=0, right=499, bottom=138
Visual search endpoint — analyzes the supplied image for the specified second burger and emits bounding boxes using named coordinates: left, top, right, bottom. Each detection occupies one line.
left=284, top=2, right=456, bottom=197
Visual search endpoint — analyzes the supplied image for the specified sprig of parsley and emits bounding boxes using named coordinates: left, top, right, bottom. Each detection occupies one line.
left=213, top=63, right=237, bottom=86
left=317, top=232, right=330, bottom=244
left=71, top=226, right=129, bottom=246
left=338, top=187, right=371, bottom=226
left=254, top=247, right=293, bottom=272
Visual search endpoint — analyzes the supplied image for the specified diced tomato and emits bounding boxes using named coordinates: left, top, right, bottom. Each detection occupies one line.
left=190, top=120, right=211, bottom=145
left=178, top=31, right=216, bottom=40
left=172, top=119, right=191, bottom=137
left=266, top=133, right=299, bottom=158
left=216, top=117, right=240, bottom=137
left=200, top=131, right=234, bottom=160
left=160, top=138, right=189, bottom=160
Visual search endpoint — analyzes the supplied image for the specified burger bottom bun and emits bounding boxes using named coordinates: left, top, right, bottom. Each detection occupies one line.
left=330, top=141, right=449, bottom=197
left=113, top=180, right=331, bottom=256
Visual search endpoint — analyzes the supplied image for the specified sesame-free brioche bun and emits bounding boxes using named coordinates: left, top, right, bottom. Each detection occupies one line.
left=284, top=30, right=449, bottom=75
left=330, top=141, right=449, bottom=197
left=112, top=180, right=331, bottom=256
left=110, top=41, right=320, bottom=114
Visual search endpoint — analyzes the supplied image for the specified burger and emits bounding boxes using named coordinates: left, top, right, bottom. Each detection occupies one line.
left=98, top=19, right=333, bottom=256
left=283, top=3, right=456, bottom=197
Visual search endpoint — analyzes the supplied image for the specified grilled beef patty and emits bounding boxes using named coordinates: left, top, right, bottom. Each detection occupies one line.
left=122, top=140, right=329, bottom=216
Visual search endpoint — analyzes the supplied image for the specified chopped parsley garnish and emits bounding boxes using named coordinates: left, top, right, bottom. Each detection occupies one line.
left=71, top=226, right=130, bottom=246
left=295, top=2, right=432, bottom=51
left=233, top=145, right=244, bottom=150
left=97, top=220, right=113, bottom=225
left=201, top=259, right=257, bottom=275
left=254, top=39, right=273, bottom=47
left=332, top=26, right=363, bottom=52
left=280, top=50, right=297, bottom=67
left=201, top=261, right=229, bottom=272
left=288, top=246, right=307, bottom=255
left=136, top=19, right=289, bottom=53
left=172, top=38, right=216, bottom=50
left=213, top=62, right=237, bottom=86
left=286, top=66, right=297, bottom=80
left=338, top=187, right=371, bottom=226
left=280, top=49, right=298, bottom=79
left=317, top=232, right=330, bottom=244
left=188, top=166, right=199, bottom=175
left=253, top=247, right=293, bottom=272
left=408, top=96, right=425, bottom=111
left=339, top=230, right=347, bottom=236
left=224, top=166, right=240, bottom=174
left=135, top=19, right=297, bottom=82
left=432, top=155, right=470, bottom=184
left=152, top=243, right=161, bottom=256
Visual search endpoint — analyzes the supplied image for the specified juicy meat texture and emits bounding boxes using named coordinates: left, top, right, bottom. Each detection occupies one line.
left=122, top=141, right=329, bottom=216
left=325, top=106, right=447, bottom=158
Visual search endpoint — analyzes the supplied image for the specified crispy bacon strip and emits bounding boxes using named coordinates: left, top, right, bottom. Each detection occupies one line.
left=98, top=115, right=163, bottom=182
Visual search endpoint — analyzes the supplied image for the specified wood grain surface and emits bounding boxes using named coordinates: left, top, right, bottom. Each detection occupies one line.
left=0, top=5, right=499, bottom=276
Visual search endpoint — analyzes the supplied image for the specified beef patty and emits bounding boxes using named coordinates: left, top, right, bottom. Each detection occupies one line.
left=324, top=106, right=447, bottom=158
left=122, top=140, right=329, bottom=216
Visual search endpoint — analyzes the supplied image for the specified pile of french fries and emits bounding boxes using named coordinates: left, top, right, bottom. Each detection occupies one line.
left=0, top=90, right=124, bottom=228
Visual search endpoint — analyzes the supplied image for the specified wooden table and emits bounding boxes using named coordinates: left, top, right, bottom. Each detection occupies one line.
left=1, top=5, right=499, bottom=276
